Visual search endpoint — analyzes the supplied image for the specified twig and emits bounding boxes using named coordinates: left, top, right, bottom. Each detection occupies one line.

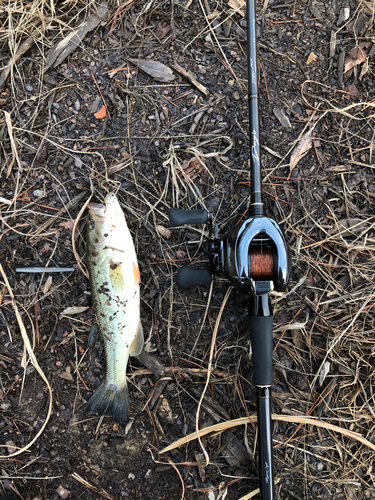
left=171, top=62, right=209, bottom=96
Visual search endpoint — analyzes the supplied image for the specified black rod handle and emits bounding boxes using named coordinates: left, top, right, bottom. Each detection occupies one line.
left=168, top=208, right=208, bottom=227
left=177, top=267, right=212, bottom=288
left=256, top=386, right=275, bottom=500
left=249, top=314, right=274, bottom=386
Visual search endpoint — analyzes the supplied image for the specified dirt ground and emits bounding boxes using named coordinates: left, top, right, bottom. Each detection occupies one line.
left=0, top=0, right=375, bottom=499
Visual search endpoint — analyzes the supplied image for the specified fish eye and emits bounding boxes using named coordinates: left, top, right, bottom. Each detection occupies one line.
left=88, top=220, right=95, bottom=230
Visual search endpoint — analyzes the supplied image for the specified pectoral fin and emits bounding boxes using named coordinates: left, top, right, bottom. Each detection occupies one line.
left=109, top=262, right=126, bottom=293
left=129, top=320, right=144, bottom=357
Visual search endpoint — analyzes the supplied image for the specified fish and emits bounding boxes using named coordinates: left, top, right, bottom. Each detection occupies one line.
left=84, top=193, right=144, bottom=423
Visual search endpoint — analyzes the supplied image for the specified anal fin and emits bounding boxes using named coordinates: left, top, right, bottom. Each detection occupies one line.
left=129, top=320, right=144, bottom=357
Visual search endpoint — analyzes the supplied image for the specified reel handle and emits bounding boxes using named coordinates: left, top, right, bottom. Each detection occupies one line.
left=168, top=208, right=208, bottom=227
left=177, top=267, right=212, bottom=288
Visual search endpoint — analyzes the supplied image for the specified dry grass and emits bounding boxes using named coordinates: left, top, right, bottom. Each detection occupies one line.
left=0, top=0, right=374, bottom=498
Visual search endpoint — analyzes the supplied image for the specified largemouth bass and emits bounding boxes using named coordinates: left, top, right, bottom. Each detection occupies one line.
left=84, top=193, right=143, bottom=423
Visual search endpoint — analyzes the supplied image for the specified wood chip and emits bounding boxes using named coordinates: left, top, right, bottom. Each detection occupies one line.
left=306, top=52, right=317, bottom=65
left=228, top=0, right=245, bottom=16
left=221, top=431, right=249, bottom=466
left=338, top=7, right=350, bottom=25
left=338, top=51, right=345, bottom=88
left=156, top=225, right=172, bottom=238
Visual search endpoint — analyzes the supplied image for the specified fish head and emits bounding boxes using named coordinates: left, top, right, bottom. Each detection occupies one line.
left=87, top=194, right=129, bottom=266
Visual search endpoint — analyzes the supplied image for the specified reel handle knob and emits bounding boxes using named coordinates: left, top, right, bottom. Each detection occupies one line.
left=168, top=208, right=208, bottom=227
left=177, top=267, right=212, bottom=288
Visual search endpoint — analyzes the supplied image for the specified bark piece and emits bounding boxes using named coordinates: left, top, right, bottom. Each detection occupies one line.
left=338, top=51, right=345, bottom=88
left=43, top=2, right=108, bottom=74
left=221, top=431, right=249, bottom=466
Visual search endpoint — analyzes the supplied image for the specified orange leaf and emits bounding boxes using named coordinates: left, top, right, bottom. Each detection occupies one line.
left=94, top=105, right=107, bottom=119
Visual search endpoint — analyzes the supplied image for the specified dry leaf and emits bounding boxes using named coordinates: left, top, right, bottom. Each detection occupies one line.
left=94, top=104, right=107, bottom=119
left=328, top=218, right=366, bottom=237
left=155, top=21, right=171, bottom=39
left=344, top=42, right=372, bottom=73
left=306, top=52, right=317, bottom=65
left=156, top=225, right=171, bottom=238
left=59, top=306, right=89, bottom=318
left=128, top=58, right=175, bottom=83
left=344, top=84, right=359, bottom=100
left=289, top=131, right=313, bottom=175
left=228, top=0, right=245, bottom=16
left=59, top=220, right=74, bottom=229
left=42, top=276, right=53, bottom=295
left=359, top=58, right=369, bottom=81
left=178, top=157, right=205, bottom=182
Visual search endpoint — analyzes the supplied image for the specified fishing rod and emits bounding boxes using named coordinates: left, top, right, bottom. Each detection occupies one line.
left=167, top=0, right=290, bottom=498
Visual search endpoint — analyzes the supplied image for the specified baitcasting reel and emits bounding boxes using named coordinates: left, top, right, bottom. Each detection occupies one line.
left=168, top=208, right=290, bottom=297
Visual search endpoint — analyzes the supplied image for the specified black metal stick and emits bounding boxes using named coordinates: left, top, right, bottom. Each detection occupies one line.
left=246, top=0, right=263, bottom=216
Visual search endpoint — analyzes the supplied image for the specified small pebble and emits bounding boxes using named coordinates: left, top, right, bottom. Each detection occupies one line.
left=25, top=84, right=33, bottom=91
left=56, top=485, right=70, bottom=499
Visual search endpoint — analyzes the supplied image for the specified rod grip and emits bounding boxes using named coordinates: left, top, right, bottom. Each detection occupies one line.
left=168, top=208, right=208, bottom=227
left=177, top=267, right=212, bottom=288
left=249, top=315, right=274, bottom=387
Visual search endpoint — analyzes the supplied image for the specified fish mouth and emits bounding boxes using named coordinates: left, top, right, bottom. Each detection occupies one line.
left=88, top=194, right=124, bottom=227
left=88, top=202, right=106, bottom=223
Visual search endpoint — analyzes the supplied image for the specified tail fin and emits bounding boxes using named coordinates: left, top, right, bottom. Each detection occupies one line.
left=84, top=378, right=130, bottom=423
